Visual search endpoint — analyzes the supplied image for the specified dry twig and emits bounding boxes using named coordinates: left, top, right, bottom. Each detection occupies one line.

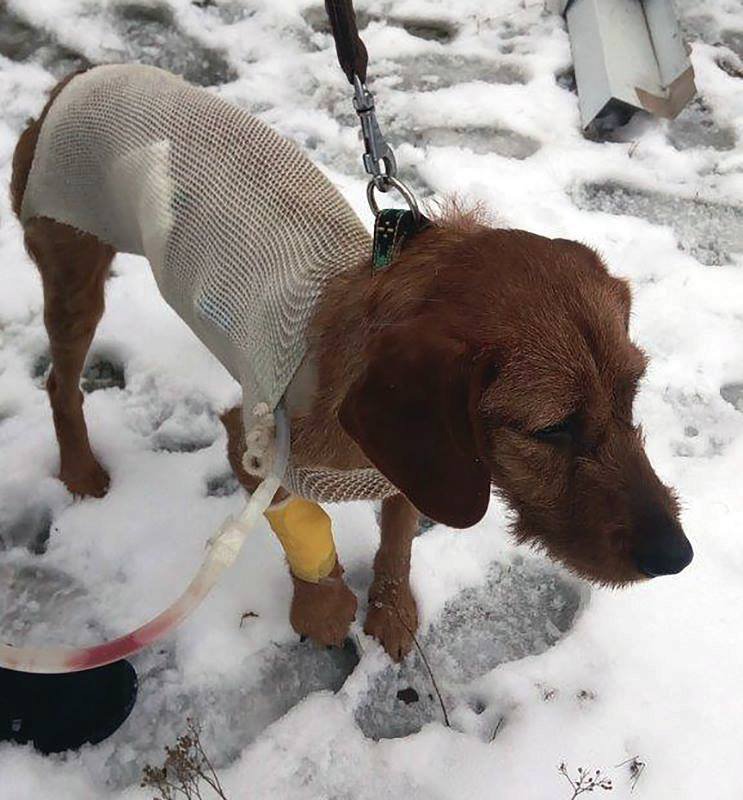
left=142, top=718, right=228, bottom=800
left=388, top=600, right=450, bottom=728
left=558, top=763, right=613, bottom=799
left=239, top=611, right=259, bottom=628
left=615, top=755, right=646, bottom=792
left=490, top=716, right=505, bottom=742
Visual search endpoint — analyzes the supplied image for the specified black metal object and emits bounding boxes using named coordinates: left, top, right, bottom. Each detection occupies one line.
left=0, top=661, right=138, bottom=754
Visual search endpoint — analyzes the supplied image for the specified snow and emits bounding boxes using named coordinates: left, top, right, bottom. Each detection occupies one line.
left=0, top=0, right=742, bottom=797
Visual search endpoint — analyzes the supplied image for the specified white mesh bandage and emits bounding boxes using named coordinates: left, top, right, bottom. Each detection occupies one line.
left=22, top=64, right=396, bottom=503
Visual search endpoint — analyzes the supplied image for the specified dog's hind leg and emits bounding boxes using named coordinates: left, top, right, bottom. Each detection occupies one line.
left=24, top=218, right=115, bottom=497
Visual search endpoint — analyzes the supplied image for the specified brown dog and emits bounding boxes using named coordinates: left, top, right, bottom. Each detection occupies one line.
left=11, top=70, right=692, bottom=663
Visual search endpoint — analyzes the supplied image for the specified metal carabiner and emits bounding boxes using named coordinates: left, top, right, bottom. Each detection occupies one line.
left=352, top=74, right=397, bottom=189
left=351, top=74, right=422, bottom=220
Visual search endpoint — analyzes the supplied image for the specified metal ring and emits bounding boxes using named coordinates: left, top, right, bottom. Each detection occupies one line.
left=367, top=177, right=421, bottom=223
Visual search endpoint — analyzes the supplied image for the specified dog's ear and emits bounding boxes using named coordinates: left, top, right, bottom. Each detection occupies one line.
left=338, top=329, right=491, bottom=528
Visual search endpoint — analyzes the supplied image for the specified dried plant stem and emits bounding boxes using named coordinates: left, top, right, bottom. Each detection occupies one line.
left=195, top=735, right=226, bottom=798
left=141, top=718, right=228, bottom=800
left=615, top=755, right=646, bottom=792
left=490, top=716, right=504, bottom=742
left=387, top=601, right=450, bottom=728
left=558, top=763, right=613, bottom=799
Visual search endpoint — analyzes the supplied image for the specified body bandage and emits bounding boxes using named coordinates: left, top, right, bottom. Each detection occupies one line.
left=4, top=65, right=398, bottom=674
left=21, top=63, right=396, bottom=503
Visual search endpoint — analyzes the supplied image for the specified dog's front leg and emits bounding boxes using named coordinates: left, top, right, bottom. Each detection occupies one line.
left=265, top=498, right=357, bottom=647
left=364, top=494, right=419, bottom=662
left=220, top=407, right=356, bottom=647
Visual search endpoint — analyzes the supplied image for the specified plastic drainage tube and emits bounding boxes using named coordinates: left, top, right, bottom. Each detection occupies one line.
left=0, top=407, right=290, bottom=674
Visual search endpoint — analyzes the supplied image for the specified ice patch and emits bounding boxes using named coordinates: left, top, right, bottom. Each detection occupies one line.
left=397, top=18, right=458, bottom=44
left=32, top=352, right=126, bottom=393
left=0, top=504, right=52, bottom=554
left=0, top=562, right=106, bottom=648
left=0, top=2, right=88, bottom=76
left=667, top=97, right=737, bottom=151
left=303, top=7, right=456, bottom=42
left=397, top=124, right=540, bottom=159
left=387, top=53, right=528, bottom=92
left=355, top=557, right=582, bottom=740
left=303, top=5, right=372, bottom=34
left=722, top=28, right=743, bottom=59
left=99, top=638, right=360, bottom=789
left=149, top=398, right=220, bottom=453
left=573, top=182, right=743, bottom=266
left=205, top=471, right=241, bottom=497
left=721, top=383, right=743, bottom=412
left=106, top=1, right=236, bottom=87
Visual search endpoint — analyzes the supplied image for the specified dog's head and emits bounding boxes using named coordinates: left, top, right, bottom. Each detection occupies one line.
left=339, top=226, right=692, bottom=585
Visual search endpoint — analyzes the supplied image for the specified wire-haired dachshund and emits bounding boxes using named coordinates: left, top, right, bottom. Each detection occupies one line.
left=11, top=69, right=692, bottom=662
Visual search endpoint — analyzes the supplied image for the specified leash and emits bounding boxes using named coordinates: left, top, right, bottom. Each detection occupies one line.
left=324, top=0, right=431, bottom=270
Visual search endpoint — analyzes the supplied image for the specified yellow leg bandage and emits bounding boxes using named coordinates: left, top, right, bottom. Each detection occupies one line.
left=264, top=497, right=337, bottom=583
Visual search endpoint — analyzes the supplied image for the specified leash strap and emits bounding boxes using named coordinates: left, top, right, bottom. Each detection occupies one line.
left=324, top=0, right=368, bottom=84
left=325, top=0, right=428, bottom=255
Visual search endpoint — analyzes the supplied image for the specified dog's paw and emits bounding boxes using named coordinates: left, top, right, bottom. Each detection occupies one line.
left=364, top=577, right=419, bottom=663
left=290, top=563, right=357, bottom=648
left=61, top=460, right=110, bottom=499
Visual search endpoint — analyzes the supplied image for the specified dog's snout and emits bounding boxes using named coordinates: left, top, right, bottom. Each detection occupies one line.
left=635, top=519, right=693, bottom=577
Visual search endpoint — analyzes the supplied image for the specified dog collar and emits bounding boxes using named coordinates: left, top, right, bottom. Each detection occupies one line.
left=372, top=208, right=432, bottom=272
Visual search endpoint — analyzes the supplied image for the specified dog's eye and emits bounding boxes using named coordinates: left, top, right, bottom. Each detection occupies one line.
left=533, top=418, right=573, bottom=443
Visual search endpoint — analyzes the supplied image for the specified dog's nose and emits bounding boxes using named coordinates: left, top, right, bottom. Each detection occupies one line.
left=635, top=522, right=693, bottom=577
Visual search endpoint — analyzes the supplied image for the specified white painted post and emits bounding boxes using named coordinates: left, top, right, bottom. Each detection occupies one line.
left=556, top=0, right=696, bottom=131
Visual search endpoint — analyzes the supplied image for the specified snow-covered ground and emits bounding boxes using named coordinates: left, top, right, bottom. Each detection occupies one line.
left=1, top=0, right=742, bottom=797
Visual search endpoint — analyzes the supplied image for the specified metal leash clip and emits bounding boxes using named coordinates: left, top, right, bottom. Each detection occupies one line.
left=352, top=74, right=420, bottom=223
